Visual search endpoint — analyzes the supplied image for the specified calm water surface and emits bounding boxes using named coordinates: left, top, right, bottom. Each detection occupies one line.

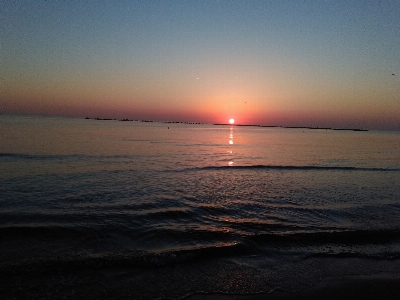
left=1, top=115, right=400, bottom=298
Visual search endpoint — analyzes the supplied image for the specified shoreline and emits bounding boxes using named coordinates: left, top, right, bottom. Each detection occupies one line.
left=2, top=257, right=399, bottom=300
left=184, top=272, right=400, bottom=300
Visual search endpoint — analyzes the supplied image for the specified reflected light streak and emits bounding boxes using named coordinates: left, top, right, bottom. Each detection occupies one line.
left=228, top=127, right=234, bottom=165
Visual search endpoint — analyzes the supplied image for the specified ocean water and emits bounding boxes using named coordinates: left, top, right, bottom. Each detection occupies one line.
left=1, top=115, right=400, bottom=299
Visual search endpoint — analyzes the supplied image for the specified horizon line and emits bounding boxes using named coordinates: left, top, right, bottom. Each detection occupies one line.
left=84, top=117, right=369, bottom=132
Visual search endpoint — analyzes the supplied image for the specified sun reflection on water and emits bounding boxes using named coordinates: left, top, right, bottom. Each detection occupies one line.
left=228, top=126, right=234, bottom=166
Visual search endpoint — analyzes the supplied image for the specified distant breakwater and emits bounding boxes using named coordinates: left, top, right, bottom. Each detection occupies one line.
left=84, top=117, right=368, bottom=131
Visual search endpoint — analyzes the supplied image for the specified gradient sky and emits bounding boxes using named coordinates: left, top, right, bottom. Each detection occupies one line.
left=2, top=1, right=400, bottom=130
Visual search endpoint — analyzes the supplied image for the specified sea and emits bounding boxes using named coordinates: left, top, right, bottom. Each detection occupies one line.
left=1, top=115, right=400, bottom=299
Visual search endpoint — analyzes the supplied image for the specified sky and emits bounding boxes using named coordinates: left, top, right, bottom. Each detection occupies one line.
left=1, top=0, right=400, bottom=130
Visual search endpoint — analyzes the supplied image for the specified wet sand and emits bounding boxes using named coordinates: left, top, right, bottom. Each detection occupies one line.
left=185, top=273, right=400, bottom=300
left=2, top=268, right=399, bottom=300
left=1, top=256, right=400, bottom=299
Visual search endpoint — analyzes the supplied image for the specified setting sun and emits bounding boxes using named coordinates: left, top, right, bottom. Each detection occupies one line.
left=229, top=118, right=235, bottom=124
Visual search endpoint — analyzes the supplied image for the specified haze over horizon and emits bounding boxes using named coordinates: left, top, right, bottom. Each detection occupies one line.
left=2, top=1, right=400, bottom=130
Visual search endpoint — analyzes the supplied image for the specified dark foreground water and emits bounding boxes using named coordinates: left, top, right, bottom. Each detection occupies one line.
left=1, top=115, right=400, bottom=299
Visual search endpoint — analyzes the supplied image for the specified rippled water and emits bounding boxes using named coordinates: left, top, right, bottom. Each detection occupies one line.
left=1, top=115, right=400, bottom=298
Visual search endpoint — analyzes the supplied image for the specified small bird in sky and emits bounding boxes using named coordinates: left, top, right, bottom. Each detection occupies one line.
left=392, top=74, right=395, bottom=76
